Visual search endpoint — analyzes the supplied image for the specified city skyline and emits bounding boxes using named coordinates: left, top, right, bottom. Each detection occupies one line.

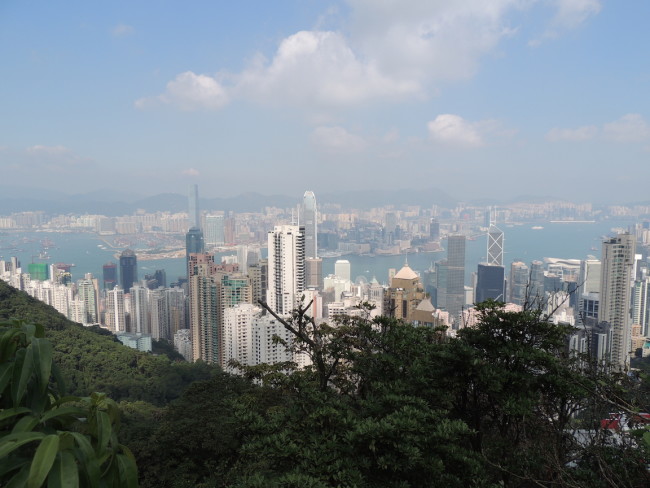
left=1, top=1, right=649, bottom=201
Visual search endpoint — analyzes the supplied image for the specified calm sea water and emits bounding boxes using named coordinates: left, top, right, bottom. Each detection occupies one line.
left=0, top=220, right=635, bottom=286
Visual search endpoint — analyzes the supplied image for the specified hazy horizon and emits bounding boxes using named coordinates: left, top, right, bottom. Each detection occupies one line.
left=1, top=1, right=649, bottom=202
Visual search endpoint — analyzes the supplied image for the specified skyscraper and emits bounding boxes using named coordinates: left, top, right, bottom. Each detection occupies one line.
left=204, top=214, right=225, bottom=246
left=266, top=225, right=305, bottom=316
left=186, top=227, right=205, bottom=273
left=475, top=264, right=505, bottom=303
left=529, top=260, right=545, bottom=305
left=446, top=235, right=466, bottom=323
left=487, top=225, right=504, bottom=266
left=188, top=183, right=200, bottom=229
left=130, top=284, right=149, bottom=334
left=509, top=261, right=529, bottom=306
left=301, top=191, right=318, bottom=259
left=103, top=262, right=117, bottom=290
left=599, top=233, right=635, bottom=370
left=77, top=274, right=99, bottom=325
left=188, top=253, right=219, bottom=363
left=119, top=250, right=137, bottom=293
left=105, top=286, right=126, bottom=332
left=334, top=259, right=351, bottom=282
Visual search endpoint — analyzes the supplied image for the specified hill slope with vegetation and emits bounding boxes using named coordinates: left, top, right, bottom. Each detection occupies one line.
left=0, top=279, right=215, bottom=405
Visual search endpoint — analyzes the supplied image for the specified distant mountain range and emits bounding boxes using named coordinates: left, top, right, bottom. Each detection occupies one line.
left=0, top=186, right=462, bottom=215
left=0, top=185, right=620, bottom=216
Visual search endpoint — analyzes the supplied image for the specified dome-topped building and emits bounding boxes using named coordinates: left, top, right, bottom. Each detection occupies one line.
left=388, top=260, right=426, bottom=322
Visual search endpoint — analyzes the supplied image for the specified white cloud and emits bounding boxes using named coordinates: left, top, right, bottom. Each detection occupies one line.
left=135, top=72, right=229, bottom=111
left=26, top=145, right=71, bottom=155
left=547, top=114, right=650, bottom=144
left=112, top=23, right=135, bottom=37
left=603, top=114, right=650, bottom=143
left=24, top=145, right=92, bottom=172
left=310, top=126, right=368, bottom=152
left=427, top=114, right=485, bottom=147
left=532, top=0, right=601, bottom=44
left=546, top=125, right=597, bottom=142
left=347, top=0, right=523, bottom=83
left=182, top=168, right=200, bottom=177
left=551, top=0, right=601, bottom=30
left=234, top=30, right=420, bottom=107
left=138, top=1, right=601, bottom=111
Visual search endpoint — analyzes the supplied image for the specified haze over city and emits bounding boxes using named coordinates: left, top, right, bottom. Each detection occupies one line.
left=1, top=0, right=649, bottom=202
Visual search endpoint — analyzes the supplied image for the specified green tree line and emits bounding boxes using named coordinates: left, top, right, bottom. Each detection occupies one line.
left=2, top=278, right=650, bottom=487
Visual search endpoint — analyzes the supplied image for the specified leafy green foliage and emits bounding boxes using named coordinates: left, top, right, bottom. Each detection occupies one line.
left=0, top=319, right=138, bottom=487
left=0, top=279, right=215, bottom=405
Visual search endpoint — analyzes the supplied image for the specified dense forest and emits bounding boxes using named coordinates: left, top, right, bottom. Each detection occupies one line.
left=1, top=279, right=650, bottom=487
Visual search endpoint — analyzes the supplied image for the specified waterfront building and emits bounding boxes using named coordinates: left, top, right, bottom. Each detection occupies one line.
left=204, top=214, right=225, bottom=246
left=119, top=250, right=137, bottom=293
left=334, top=259, right=351, bottom=282
left=429, top=218, right=440, bottom=241
left=599, top=233, right=635, bottom=370
left=266, top=225, right=305, bottom=316
left=301, top=191, right=318, bottom=259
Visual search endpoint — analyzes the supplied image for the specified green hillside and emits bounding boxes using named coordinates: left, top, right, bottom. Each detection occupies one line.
left=0, top=279, right=215, bottom=405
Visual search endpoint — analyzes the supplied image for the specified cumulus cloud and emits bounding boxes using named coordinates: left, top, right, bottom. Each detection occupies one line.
left=135, top=72, right=229, bottom=111
left=182, top=168, right=200, bottom=177
left=310, top=126, right=368, bottom=152
left=546, top=125, right=598, bottom=142
left=137, top=1, right=601, bottom=111
left=547, top=114, right=650, bottom=144
left=603, top=114, right=650, bottom=143
left=427, top=114, right=486, bottom=147
left=112, top=23, right=135, bottom=37
left=235, top=31, right=420, bottom=106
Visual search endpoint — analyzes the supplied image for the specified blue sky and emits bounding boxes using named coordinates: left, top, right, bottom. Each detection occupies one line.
left=1, top=1, right=649, bottom=202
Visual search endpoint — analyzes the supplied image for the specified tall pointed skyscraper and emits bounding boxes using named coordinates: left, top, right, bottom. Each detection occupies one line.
left=188, top=184, right=200, bottom=229
left=301, top=191, right=317, bottom=259
left=487, top=225, right=504, bottom=266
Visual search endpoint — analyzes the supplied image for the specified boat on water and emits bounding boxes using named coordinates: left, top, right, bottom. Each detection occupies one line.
left=532, top=226, right=544, bottom=230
